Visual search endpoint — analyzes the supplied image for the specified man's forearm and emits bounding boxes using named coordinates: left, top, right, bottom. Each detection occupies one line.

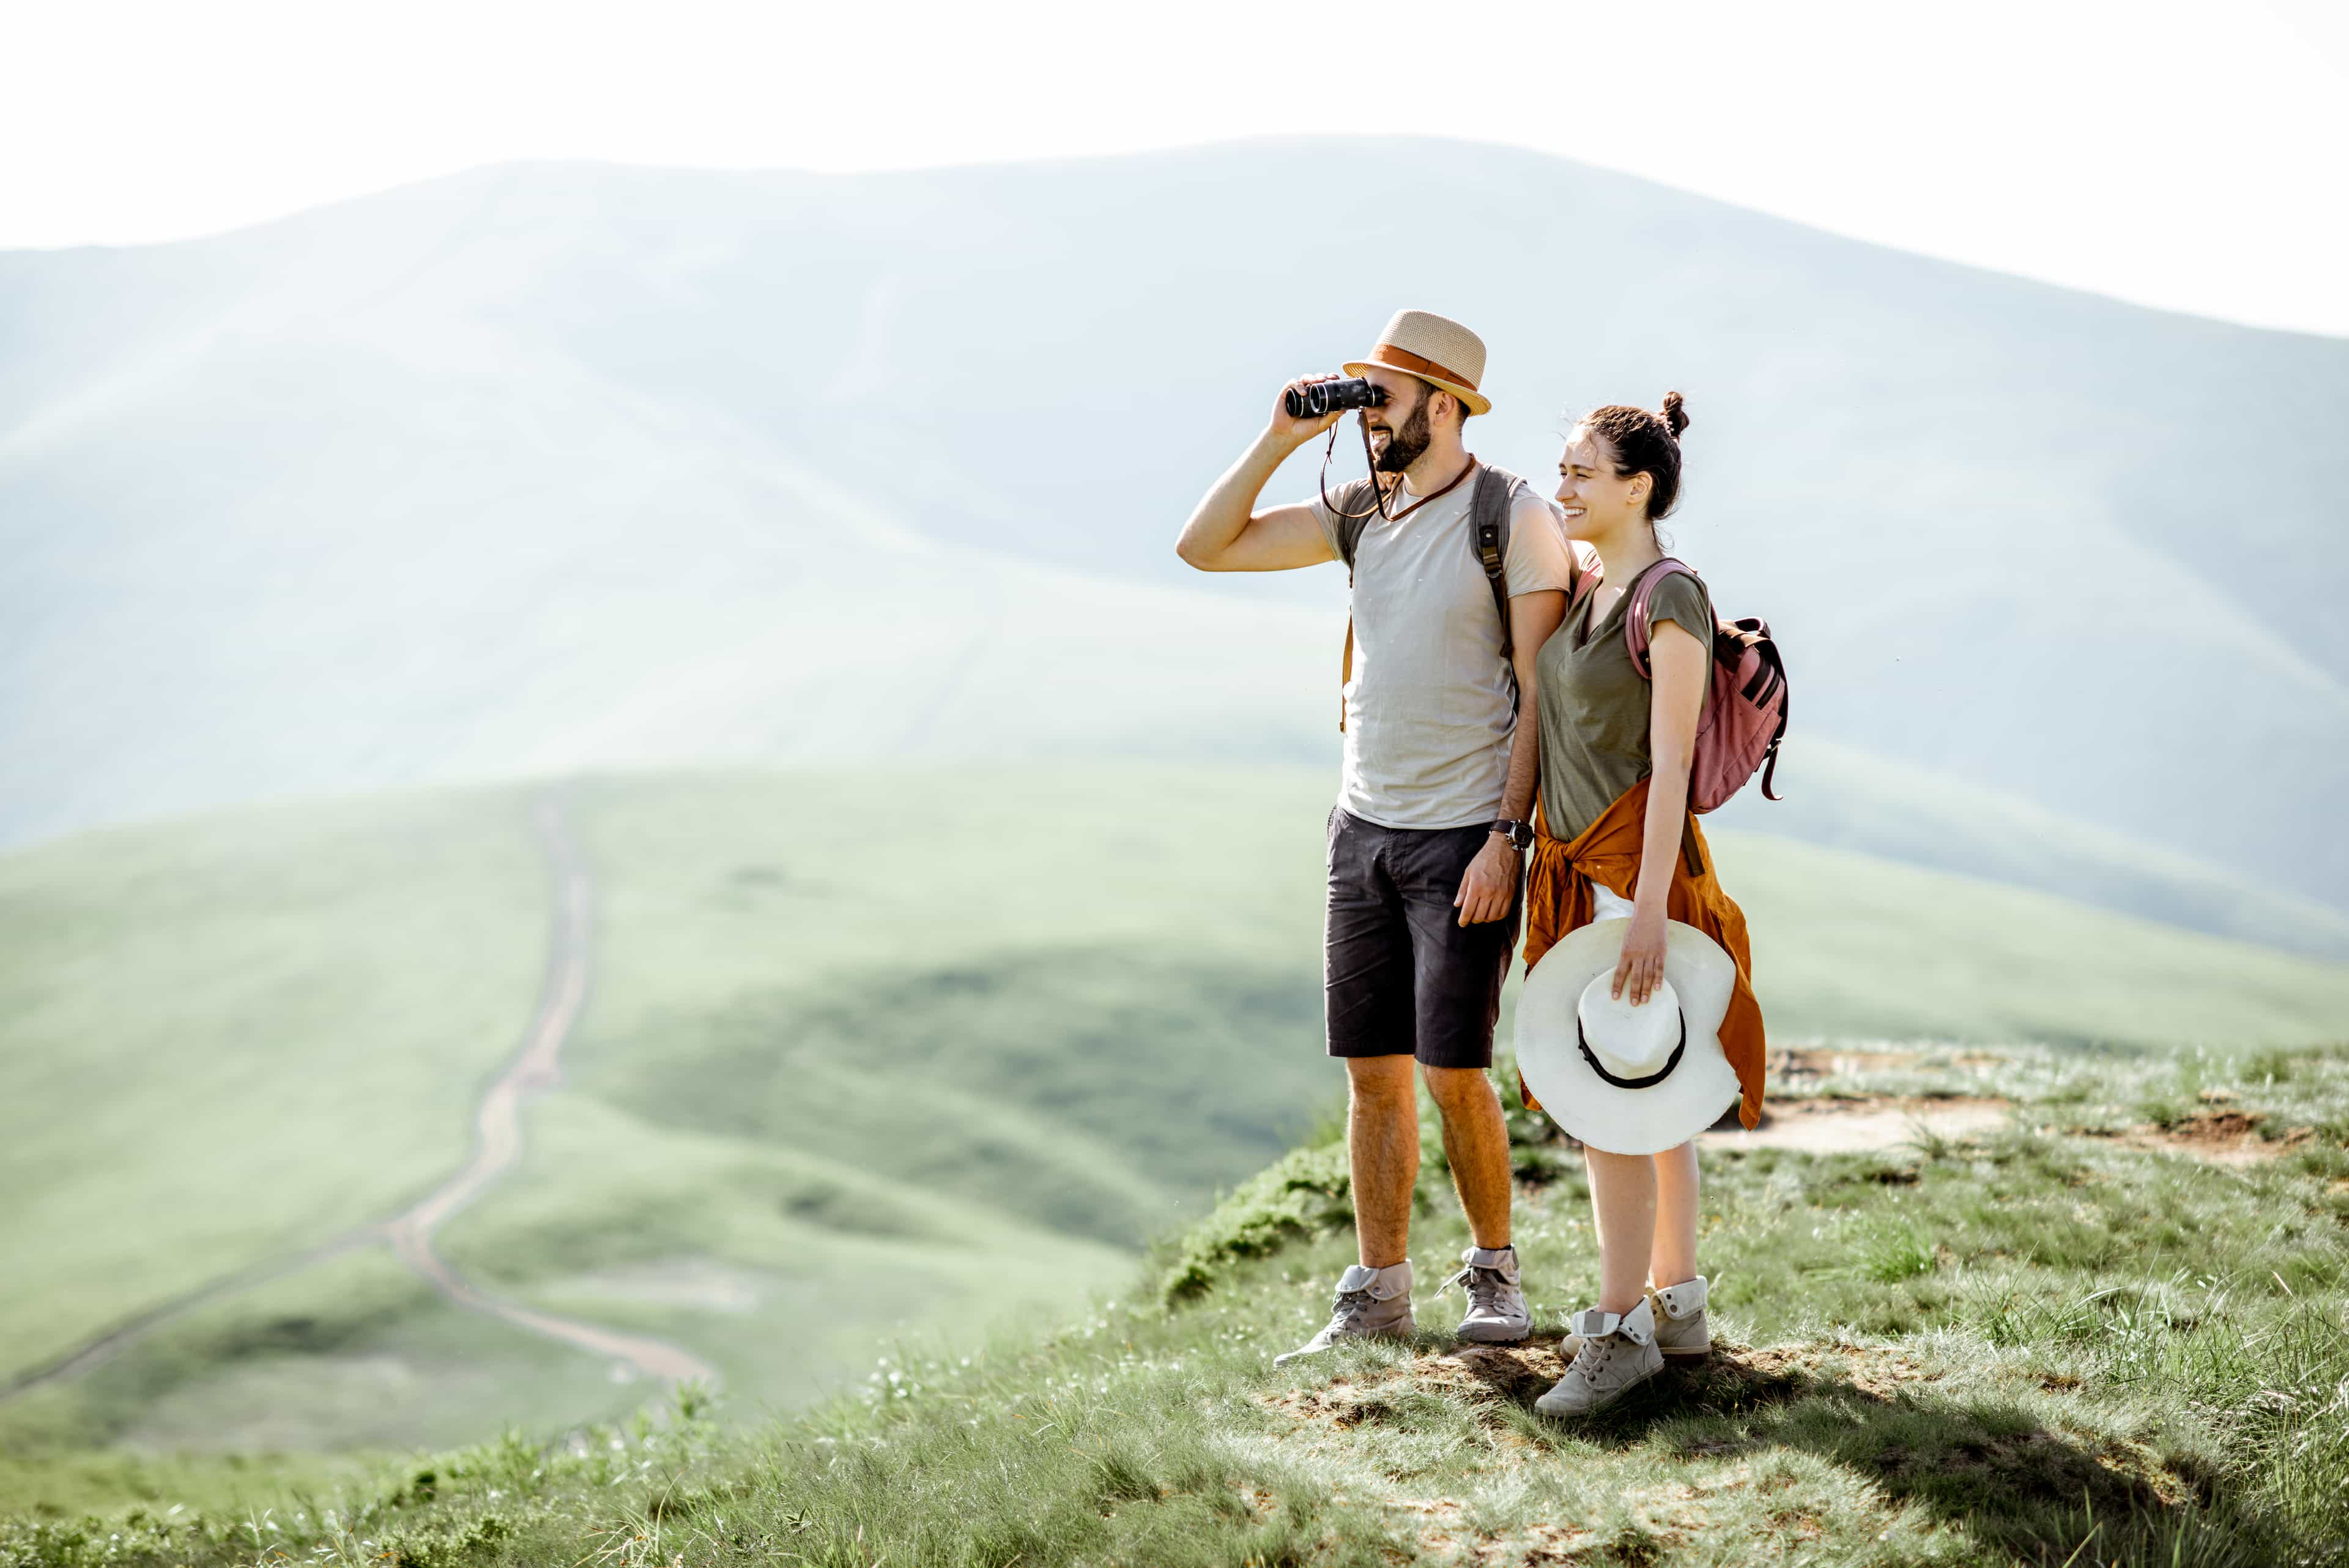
left=1176, top=429, right=1297, bottom=565
left=1497, top=668, right=1541, bottom=825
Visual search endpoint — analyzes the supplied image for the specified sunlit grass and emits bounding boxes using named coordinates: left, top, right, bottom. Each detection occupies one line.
left=9, top=1043, right=2345, bottom=1565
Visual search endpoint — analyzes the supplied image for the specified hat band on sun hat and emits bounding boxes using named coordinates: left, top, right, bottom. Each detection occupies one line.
left=1366, top=341, right=1479, bottom=394
left=1577, top=1009, right=1688, bottom=1090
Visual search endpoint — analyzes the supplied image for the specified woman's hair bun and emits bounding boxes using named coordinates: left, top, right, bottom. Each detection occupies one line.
left=1579, top=396, right=1691, bottom=519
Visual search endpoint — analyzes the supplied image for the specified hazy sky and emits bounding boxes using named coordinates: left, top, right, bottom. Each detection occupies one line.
left=6, top=0, right=2345, bottom=336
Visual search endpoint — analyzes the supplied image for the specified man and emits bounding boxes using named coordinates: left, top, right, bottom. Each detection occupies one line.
left=1175, top=310, right=1574, bottom=1362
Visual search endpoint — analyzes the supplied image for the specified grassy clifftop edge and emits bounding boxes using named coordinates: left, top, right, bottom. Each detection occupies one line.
left=8, top=1040, right=2349, bottom=1567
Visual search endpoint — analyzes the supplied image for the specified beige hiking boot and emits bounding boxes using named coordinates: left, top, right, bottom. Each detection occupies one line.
left=1648, top=1276, right=1710, bottom=1361
left=1535, top=1298, right=1663, bottom=1418
left=1559, top=1277, right=1712, bottom=1362
left=1442, top=1245, right=1531, bottom=1344
left=1274, top=1261, right=1415, bottom=1367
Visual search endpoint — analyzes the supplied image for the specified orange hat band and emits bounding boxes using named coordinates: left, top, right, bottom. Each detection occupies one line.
left=1367, top=341, right=1477, bottom=392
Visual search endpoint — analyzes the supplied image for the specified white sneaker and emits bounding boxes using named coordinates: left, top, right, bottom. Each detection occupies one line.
left=1442, top=1245, right=1531, bottom=1343
left=1535, top=1298, right=1664, bottom=1418
left=1274, top=1261, right=1415, bottom=1367
left=1648, top=1276, right=1710, bottom=1361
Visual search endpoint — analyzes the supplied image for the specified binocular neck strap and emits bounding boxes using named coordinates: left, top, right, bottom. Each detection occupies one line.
left=1386, top=451, right=1477, bottom=522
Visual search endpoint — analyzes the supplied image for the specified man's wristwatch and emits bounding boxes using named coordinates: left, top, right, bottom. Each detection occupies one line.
left=1490, top=818, right=1534, bottom=852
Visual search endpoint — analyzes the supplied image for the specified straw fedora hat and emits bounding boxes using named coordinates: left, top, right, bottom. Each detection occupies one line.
left=1343, top=310, right=1492, bottom=418
left=1515, top=919, right=1742, bottom=1155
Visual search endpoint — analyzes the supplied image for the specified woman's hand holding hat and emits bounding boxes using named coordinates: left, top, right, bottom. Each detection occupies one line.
left=1614, top=907, right=1669, bottom=1005
left=1516, top=914, right=1741, bottom=1156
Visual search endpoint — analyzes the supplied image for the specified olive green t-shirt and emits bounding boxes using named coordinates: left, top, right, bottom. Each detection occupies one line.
left=1535, top=568, right=1714, bottom=842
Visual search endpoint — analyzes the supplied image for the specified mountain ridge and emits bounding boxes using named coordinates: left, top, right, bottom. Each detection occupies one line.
left=32, top=137, right=2349, bottom=351
left=3, top=136, right=2342, bottom=921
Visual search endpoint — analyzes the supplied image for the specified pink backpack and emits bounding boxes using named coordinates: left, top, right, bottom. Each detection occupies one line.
left=1583, top=557, right=1788, bottom=813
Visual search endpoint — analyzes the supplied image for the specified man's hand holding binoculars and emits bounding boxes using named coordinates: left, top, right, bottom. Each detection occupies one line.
left=1270, top=376, right=1348, bottom=447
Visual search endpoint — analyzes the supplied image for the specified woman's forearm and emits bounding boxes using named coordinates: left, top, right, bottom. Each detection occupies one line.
left=1634, top=748, right=1691, bottom=915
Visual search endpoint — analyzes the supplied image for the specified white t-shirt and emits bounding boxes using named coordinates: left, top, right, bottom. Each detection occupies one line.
left=1307, top=466, right=1578, bottom=830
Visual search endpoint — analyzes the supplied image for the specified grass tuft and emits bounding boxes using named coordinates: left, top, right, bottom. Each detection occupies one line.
left=1857, top=1224, right=1939, bottom=1284
left=1149, top=1141, right=1353, bottom=1306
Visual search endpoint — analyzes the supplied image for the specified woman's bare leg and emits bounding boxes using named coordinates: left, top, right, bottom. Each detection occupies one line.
left=1650, top=1140, right=1700, bottom=1288
left=1583, top=1148, right=1655, bottom=1314
left=1588, top=1141, right=1701, bottom=1312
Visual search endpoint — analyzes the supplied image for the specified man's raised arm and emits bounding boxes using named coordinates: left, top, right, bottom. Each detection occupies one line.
left=1175, top=378, right=1348, bottom=573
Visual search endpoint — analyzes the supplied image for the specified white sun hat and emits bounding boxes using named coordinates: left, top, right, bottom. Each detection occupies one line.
left=1342, top=309, right=1492, bottom=417
left=1516, top=918, right=1742, bottom=1156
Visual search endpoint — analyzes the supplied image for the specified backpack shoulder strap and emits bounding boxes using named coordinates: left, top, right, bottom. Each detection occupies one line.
left=1468, top=465, right=1515, bottom=663
left=1332, top=478, right=1381, bottom=733
left=1623, top=557, right=1702, bottom=680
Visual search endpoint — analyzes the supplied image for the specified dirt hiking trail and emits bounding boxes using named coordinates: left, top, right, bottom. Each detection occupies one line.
left=1702, top=1098, right=2012, bottom=1154
left=3, top=789, right=714, bottom=1401
left=380, top=792, right=718, bottom=1386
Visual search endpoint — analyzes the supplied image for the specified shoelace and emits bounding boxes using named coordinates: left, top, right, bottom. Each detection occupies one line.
left=1441, top=1265, right=1515, bottom=1319
left=1326, top=1287, right=1378, bottom=1332
left=1567, top=1332, right=1617, bottom=1381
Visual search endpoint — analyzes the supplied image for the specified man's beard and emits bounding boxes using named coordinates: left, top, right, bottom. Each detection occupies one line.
left=1369, top=389, right=1432, bottom=474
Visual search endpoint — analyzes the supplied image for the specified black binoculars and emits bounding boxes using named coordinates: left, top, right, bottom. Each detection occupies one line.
left=1285, top=377, right=1388, bottom=419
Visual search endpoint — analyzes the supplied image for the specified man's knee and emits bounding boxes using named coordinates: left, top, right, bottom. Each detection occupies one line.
left=1346, top=1054, right=1418, bottom=1107
left=1420, top=1062, right=1497, bottom=1113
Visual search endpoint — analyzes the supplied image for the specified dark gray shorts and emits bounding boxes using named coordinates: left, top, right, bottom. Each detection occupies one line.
left=1323, top=806, right=1522, bottom=1070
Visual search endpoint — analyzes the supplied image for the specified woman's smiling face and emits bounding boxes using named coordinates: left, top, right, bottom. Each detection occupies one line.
left=1554, top=427, right=1647, bottom=541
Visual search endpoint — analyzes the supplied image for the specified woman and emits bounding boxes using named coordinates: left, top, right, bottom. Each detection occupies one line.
left=1521, top=393, right=1767, bottom=1417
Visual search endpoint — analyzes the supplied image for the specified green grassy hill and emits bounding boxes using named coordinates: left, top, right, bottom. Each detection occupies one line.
left=0, top=792, right=551, bottom=1379
left=0, top=767, right=1343, bottom=1472
left=5, top=764, right=2348, bottom=1522
left=8, top=1044, right=2345, bottom=1566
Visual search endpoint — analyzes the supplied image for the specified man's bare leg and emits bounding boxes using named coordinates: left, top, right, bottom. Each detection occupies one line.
left=1275, top=1055, right=1422, bottom=1365
left=1346, top=1055, right=1419, bottom=1268
left=1425, top=1062, right=1529, bottom=1342
left=1422, top=1064, right=1512, bottom=1250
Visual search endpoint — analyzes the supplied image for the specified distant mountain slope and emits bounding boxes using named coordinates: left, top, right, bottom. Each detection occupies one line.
left=2, top=139, right=2342, bottom=914
left=1707, top=739, right=2349, bottom=960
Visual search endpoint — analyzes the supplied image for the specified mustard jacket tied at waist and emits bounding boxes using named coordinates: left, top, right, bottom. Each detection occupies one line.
left=1521, top=777, right=1767, bottom=1130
